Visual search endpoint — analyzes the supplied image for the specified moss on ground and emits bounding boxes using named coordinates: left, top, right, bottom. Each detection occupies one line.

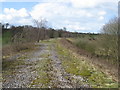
left=17, top=55, right=28, bottom=60
left=39, top=39, right=57, bottom=44
left=40, top=53, right=51, bottom=58
left=30, top=58, right=53, bottom=88
left=2, top=58, right=25, bottom=81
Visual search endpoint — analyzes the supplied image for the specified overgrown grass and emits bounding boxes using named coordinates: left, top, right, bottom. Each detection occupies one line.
left=2, top=58, right=25, bottom=81
left=30, top=41, right=53, bottom=88
left=30, top=58, right=53, bottom=88
left=2, top=59, right=25, bottom=71
left=39, top=38, right=58, bottom=44
left=40, top=53, right=51, bottom=58
left=72, top=38, right=97, bottom=55
left=2, top=31, right=36, bottom=56
left=68, top=36, right=118, bottom=65
left=2, top=43, right=35, bottom=56
left=56, top=41, right=118, bottom=88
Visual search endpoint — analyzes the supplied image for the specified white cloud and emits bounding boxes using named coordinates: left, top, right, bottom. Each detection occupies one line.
left=18, top=8, right=29, bottom=17
left=99, top=16, right=104, bottom=20
left=3, top=8, right=29, bottom=17
left=71, top=0, right=97, bottom=8
left=30, top=2, right=106, bottom=32
left=98, top=11, right=106, bottom=15
left=30, top=2, right=96, bottom=20
left=0, top=0, right=118, bottom=33
left=0, top=0, right=5, bottom=2
left=18, top=18, right=32, bottom=25
left=52, top=0, right=118, bottom=8
left=67, top=24, right=91, bottom=31
left=72, top=0, right=118, bottom=8
left=86, top=13, right=94, bottom=17
left=0, top=8, right=31, bottom=25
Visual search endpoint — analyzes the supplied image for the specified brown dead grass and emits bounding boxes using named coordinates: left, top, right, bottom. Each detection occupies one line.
left=2, top=42, right=35, bottom=56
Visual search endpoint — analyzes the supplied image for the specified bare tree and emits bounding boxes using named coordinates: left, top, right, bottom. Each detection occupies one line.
left=100, top=17, right=118, bottom=62
left=33, top=18, right=47, bottom=42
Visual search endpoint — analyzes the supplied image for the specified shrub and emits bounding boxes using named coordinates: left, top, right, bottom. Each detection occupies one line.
left=2, top=43, right=35, bottom=56
left=75, top=39, right=96, bottom=55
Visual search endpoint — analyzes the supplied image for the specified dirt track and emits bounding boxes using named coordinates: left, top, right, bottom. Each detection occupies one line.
left=2, top=39, right=117, bottom=88
left=2, top=40, right=89, bottom=88
left=59, top=38, right=118, bottom=82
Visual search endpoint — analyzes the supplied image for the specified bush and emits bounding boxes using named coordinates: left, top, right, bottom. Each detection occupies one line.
left=75, top=40, right=86, bottom=50
left=100, top=17, right=118, bottom=62
left=75, top=38, right=96, bottom=55
left=12, top=43, right=35, bottom=52
left=2, top=43, right=35, bottom=56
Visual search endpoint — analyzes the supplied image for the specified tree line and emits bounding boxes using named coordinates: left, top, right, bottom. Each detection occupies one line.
left=1, top=23, right=82, bottom=45
left=1, top=21, right=98, bottom=45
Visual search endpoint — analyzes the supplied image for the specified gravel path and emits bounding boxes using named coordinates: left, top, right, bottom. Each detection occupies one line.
left=3, top=43, right=46, bottom=88
left=2, top=41, right=89, bottom=88
left=50, top=44, right=89, bottom=88
left=50, top=45, right=73, bottom=88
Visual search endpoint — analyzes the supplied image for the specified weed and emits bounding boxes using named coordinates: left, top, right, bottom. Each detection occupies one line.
left=30, top=58, right=53, bottom=88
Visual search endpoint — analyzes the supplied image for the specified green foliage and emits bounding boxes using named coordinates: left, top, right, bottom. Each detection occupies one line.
left=99, top=17, right=118, bottom=62
left=79, top=67, right=92, bottom=77
left=30, top=58, right=52, bottom=88
left=0, top=36, right=2, bottom=47
left=74, top=38, right=96, bottom=55
left=2, top=31, right=12, bottom=45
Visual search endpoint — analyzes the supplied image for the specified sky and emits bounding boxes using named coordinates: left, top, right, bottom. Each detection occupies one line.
left=0, top=0, right=118, bottom=33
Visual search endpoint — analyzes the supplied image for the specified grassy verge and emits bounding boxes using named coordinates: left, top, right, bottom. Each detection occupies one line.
left=2, top=43, right=35, bottom=83
left=68, top=37, right=117, bottom=65
left=2, top=57, right=25, bottom=81
left=30, top=58, right=53, bottom=88
left=2, top=42, right=35, bottom=58
left=39, top=38, right=58, bottom=44
left=2, top=31, right=36, bottom=56
left=68, top=38, right=97, bottom=55
left=56, top=40, right=118, bottom=88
